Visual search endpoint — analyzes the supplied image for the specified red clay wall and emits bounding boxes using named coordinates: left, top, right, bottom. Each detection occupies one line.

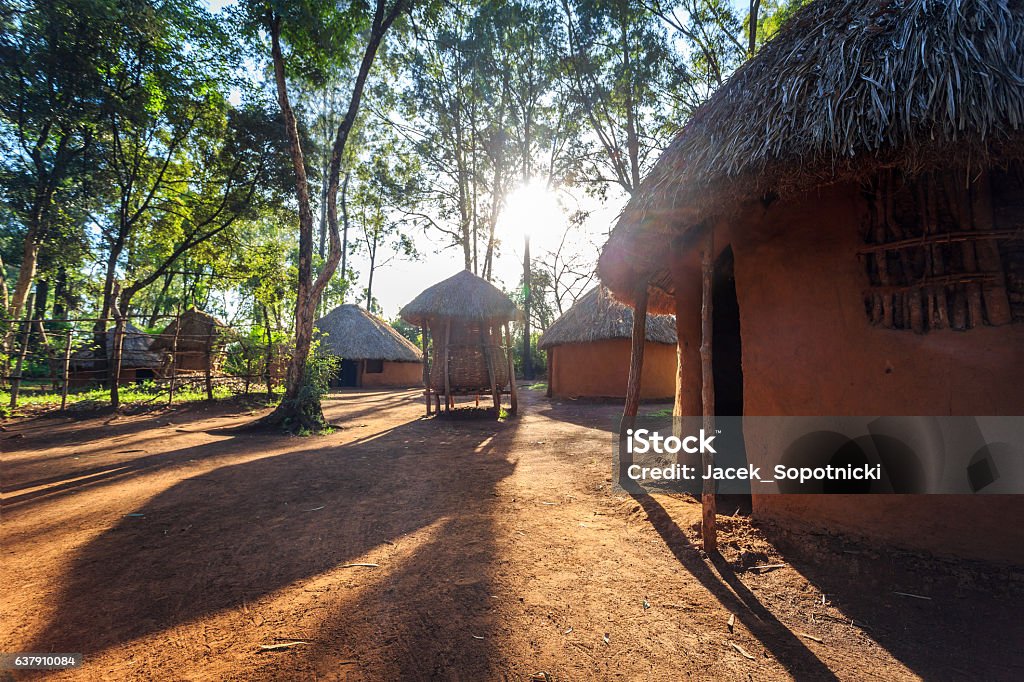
left=361, top=360, right=423, bottom=388
left=549, top=339, right=676, bottom=399
left=688, top=181, right=1024, bottom=562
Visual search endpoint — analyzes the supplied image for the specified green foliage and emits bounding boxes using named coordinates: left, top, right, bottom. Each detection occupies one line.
left=390, top=317, right=422, bottom=347
left=275, top=337, right=340, bottom=432
left=0, top=0, right=804, bottom=418
left=510, top=330, right=546, bottom=380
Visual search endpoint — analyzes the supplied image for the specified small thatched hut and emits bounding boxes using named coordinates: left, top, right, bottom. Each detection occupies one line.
left=539, top=287, right=677, bottom=400
left=152, top=309, right=226, bottom=372
left=599, top=0, right=1024, bottom=562
left=69, top=323, right=165, bottom=387
left=400, top=269, right=521, bottom=416
left=315, top=304, right=423, bottom=388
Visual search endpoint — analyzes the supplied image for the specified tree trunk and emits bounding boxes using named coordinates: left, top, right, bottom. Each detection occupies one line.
left=33, top=279, right=49, bottom=320
left=148, top=271, right=175, bottom=327
left=0, top=253, right=9, bottom=313
left=52, top=266, right=68, bottom=320
left=366, top=233, right=377, bottom=312
left=748, top=0, right=762, bottom=56
left=9, top=225, right=41, bottom=322
left=340, top=170, right=351, bottom=303
left=259, top=0, right=406, bottom=430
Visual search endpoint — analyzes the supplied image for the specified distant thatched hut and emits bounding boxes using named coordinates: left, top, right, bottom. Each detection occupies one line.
left=400, top=269, right=520, bottom=416
left=315, top=304, right=423, bottom=388
left=599, top=0, right=1024, bottom=562
left=69, top=323, right=165, bottom=387
left=152, top=309, right=226, bottom=372
left=539, top=287, right=677, bottom=400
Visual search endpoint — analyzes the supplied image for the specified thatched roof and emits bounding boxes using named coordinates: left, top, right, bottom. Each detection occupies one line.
left=70, top=323, right=165, bottom=370
left=399, top=269, right=521, bottom=325
left=315, top=304, right=422, bottom=362
left=600, top=0, right=1024, bottom=305
left=151, top=309, right=225, bottom=353
left=538, top=287, right=677, bottom=349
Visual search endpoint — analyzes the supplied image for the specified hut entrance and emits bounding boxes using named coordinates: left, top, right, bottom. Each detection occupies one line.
left=713, top=246, right=751, bottom=512
left=338, top=359, right=360, bottom=387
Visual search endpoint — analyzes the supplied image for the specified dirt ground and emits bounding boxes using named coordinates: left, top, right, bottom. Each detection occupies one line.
left=3, top=387, right=1023, bottom=681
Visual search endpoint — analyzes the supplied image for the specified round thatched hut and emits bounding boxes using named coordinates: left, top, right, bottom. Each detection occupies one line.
left=69, top=323, right=165, bottom=387
left=400, top=269, right=521, bottom=416
left=539, top=287, right=677, bottom=400
left=315, top=304, right=423, bottom=388
left=152, top=309, right=226, bottom=372
left=598, top=0, right=1024, bottom=561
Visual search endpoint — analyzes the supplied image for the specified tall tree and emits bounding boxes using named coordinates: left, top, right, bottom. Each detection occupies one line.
left=0, top=0, right=118, bottom=321
left=400, top=0, right=566, bottom=280
left=559, top=0, right=685, bottom=198
left=351, top=136, right=419, bottom=312
left=237, top=0, right=410, bottom=430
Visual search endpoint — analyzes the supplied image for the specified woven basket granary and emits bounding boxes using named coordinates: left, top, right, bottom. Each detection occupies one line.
left=427, top=318, right=510, bottom=393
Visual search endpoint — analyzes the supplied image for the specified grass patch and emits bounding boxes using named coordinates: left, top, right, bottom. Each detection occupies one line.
left=0, top=381, right=272, bottom=418
left=526, top=382, right=547, bottom=391
left=647, top=408, right=674, bottom=418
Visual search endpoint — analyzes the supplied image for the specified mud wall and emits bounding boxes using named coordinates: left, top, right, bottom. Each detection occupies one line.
left=549, top=339, right=676, bottom=399
left=674, top=181, right=1024, bottom=562
left=361, top=361, right=424, bottom=388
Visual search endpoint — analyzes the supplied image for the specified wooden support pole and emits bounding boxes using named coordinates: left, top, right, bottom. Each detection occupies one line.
left=672, top=240, right=703, bottom=420
left=700, top=227, right=717, bottom=554
left=483, top=323, right=499, bottom=417
left=60, top=327, right=73, bottom=410
left=421, top=324, right=431, bottom=416
left=168, top=309, right=181, bottom=405
left=504, top=323, right=518, bottom=414
left=443, top=318, right=451, bottom=414
left=8, top=294, right=35, bottom=409
left=618, top=286, right=649, bottom=489
left=110, top=314, right=125, bottom=409
left=204, top=332, right=214, bottom=401
left=623, top=286, right=649, bottom=419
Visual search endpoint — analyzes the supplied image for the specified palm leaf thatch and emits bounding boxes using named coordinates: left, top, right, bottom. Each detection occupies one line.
left=538, top=287, right=677, bottom=349
left=151, top=309, right=225, bottom=353
left=600, top=0, right=1024, bottom=301
left=399, top=269, right=521, bottom=325
left=315, top=304, right=422, bottom=362
left=70, top=323, right=164, bottom=370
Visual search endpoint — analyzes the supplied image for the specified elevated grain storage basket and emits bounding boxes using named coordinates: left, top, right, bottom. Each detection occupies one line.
left=400, top=269, right=521, bottom=416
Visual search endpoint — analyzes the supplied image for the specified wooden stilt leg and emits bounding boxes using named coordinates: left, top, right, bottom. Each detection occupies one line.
left=421, top=324, right=431, bottom=416
left=443, top=319, right=451, bottom=414
left=504, top=323, right=518, bottom=414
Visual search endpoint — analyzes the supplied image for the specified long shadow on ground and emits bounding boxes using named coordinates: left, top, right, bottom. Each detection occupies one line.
left=623, top=490, right=838, bottom=680
left=759, top=520, right=1024, bottom=681
left=29, top=414, right=518, bottom=678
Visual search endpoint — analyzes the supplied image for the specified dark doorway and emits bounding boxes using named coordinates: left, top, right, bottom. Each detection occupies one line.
left=713, top=246, right=750, bottom=511
left=713, top=246, right=743, bottom=416
left=338, top=359, right=360, bottom=387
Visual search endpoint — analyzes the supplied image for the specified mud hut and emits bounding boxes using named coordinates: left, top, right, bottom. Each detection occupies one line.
left=400, top=269, right=520, bottom=416
left=598, top=0, right=1024, bottom=562
left=69, top=323, right=165, bottom=387
left=152, top=309, right=226, bottom=372
left=539, top=287, right=677, bottom=400
left=315, top=304, right=423, bottom=388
